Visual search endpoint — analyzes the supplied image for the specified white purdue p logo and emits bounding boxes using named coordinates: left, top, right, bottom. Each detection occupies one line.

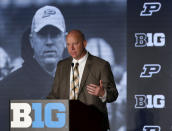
left=42, top=9, right=56, bottom=18
left=143, top=125, right=161, bottom=131
left=140, top=2, right=161, bottom=16
left=140, top=64, right=161, bottom=78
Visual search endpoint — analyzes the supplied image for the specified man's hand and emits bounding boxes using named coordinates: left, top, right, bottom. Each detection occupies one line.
left=87, top=80, right=105, bottom=97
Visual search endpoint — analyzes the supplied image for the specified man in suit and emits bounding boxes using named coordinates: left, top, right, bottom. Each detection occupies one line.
left=48, top=30, right=118, bottom=131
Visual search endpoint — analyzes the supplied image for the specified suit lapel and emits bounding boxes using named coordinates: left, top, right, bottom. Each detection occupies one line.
left=79, top=54, right=92, bottom=95
left=65, top=57, right=72, bottom=98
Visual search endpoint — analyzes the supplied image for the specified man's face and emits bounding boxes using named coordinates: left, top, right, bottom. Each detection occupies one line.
left=30, top=26, right=65, bottom=65
left=66, top=33, right=86, bottom=60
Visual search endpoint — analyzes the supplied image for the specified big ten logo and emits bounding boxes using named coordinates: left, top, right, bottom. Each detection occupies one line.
left=140, top=2, right=161, bottom=16
left=140, top=64, right=161, bottom=78
left=135, top=95, right=165, bottom=109
left=11, top=103, right=66, bottom=128
left=135, top=33, right=165, bottom=47
left=143, top=125, right=161, bottom=131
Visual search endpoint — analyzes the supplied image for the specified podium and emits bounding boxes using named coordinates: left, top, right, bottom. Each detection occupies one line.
left=69, top=100, right=105, bottom=131
left=10, top=100, right=105, bottom=131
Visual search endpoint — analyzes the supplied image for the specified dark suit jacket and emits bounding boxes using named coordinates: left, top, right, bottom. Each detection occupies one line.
left=47, top=54, right=118, bottom=129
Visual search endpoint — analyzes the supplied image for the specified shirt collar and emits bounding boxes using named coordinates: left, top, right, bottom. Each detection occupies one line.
left=73, top=52, right=88, bottom=65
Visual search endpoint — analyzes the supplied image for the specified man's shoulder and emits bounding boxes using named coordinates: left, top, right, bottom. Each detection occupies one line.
left=89, top=54, right=109, bottom=65
left=0, top=68, right=24, bottom=89
left=57, top=57, right=72, bottom=66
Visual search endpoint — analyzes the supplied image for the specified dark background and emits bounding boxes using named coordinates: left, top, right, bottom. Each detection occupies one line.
left=127, top=0, right=172, bottom=130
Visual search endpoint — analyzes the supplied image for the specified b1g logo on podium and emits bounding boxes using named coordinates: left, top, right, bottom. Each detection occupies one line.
left=10, top=100, right=69, bottom=131
left=135, top=95, right=165, bottom=109
left=143, top=125, right=161, bottom=131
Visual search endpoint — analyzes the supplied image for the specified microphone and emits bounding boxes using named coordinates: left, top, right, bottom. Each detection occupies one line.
left=71, top=63, right=74, bottom=68
left=71, top=63, right=76, bottom=100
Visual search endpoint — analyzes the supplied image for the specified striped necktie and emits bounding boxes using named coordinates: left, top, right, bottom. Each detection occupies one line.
left=70, top=63, right=79, bottom=100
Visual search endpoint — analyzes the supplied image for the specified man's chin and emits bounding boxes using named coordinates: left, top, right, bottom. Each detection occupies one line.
left=71, top=54, right=79, bottom=60
left=43, top=58, right=58, bottom=65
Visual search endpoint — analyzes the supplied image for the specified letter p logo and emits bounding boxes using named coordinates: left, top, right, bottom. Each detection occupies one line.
left=143, top=125, right=161, bottom=131
left=140, top=2, right=161, bottom=16
left=140, top=64, right=161, bottom=78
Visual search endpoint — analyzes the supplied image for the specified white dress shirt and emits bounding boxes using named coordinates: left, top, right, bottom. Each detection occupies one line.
left=70, top=52, right=88, bottom=88
left=69, top=52, right=106, bottom=101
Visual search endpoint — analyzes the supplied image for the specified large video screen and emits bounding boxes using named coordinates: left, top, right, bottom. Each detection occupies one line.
left=0, top=0, right=126, bottom=131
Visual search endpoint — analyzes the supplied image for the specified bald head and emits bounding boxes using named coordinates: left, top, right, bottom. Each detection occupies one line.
left=66, top=29, right=87, bottom=60
left=66, top=30, right=85, bottom=42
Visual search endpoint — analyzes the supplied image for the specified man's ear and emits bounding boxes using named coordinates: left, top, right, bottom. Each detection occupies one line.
left=83, top=40, right=87, bottom=48
left=29, top=33, right=34, bottom=48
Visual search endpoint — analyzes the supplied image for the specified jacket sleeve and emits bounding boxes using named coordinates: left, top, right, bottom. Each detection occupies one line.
left=47, top=61, right=61, bottom=99
left=101, top=62, right=118, bottom=103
